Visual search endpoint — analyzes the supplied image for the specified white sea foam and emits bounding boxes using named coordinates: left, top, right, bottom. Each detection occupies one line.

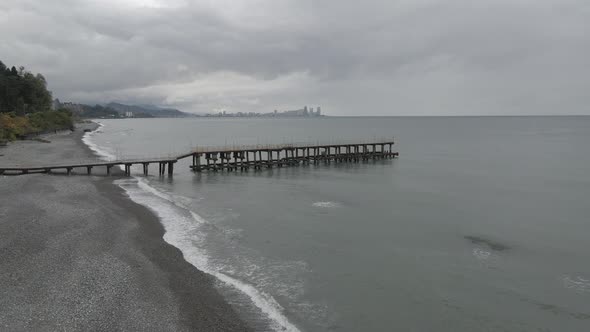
left=83, top=127, right=302, bottom=332
left=312, top=201, right=341, bottom=208
left=120, top=179, right=301, bottom=332
left=562, top=275, right=590, bottom=294
left=82, top=122, right=117, bottom=161
left=472, top=248, right=491, bottom=260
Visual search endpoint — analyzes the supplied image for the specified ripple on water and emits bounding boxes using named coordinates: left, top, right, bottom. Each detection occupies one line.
left=563, top=275, right=590, bottom=294
left=472, top=248, right=491, bottom=260
left=312, top=201, right=341, bottom=208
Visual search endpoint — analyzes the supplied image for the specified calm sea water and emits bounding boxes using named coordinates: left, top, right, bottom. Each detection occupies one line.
left=85, top=117, right=590, bottom=332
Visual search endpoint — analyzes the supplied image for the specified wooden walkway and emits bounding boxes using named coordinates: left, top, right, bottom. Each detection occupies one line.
left=0, top=140, right=398, bottom=176
left=187, top=141, right=398, bottom=172
left=0, top=157, right=178, bottom=176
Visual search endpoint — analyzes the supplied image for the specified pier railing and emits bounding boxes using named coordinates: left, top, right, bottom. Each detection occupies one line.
left=0, top=155, right=179, bottom=168
left=190, top=137, right=395, bottom=154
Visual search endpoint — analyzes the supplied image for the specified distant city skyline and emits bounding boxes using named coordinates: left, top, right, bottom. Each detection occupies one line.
left=205, top=106, right=322, bottom=118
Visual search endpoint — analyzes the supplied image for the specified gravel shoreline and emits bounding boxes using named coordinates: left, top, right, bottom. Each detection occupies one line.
left=0, top=124, right=250, bottom=331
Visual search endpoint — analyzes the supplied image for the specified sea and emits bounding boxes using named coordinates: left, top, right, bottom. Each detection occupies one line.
left=83, top=116, right=590, bottom=332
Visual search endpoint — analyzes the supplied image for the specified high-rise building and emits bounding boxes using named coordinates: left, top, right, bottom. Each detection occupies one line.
left=317, top=106, right=321, bottom=116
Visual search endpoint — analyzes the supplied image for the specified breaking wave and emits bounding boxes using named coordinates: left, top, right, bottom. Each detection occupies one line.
left=82, top=121, right=301, bottom=332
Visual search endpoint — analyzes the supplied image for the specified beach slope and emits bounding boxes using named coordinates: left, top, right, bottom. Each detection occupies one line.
left=0, top=125, right=250, bottom=331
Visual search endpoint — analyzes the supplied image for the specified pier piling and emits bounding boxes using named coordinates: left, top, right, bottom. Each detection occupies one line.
left=188, top=140, right=398, bottom=173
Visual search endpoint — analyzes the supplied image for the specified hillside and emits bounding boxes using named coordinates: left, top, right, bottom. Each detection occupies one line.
left=0, top=60, right=73, bottom=142
left=106, top=102, right=190, bottom=117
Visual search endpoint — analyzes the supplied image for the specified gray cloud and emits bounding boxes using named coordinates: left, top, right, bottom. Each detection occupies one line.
left=1, top=0, right=589, bottom=115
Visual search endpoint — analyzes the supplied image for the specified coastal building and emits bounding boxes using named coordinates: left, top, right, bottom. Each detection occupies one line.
left=124, top=111, right=133, bottom=118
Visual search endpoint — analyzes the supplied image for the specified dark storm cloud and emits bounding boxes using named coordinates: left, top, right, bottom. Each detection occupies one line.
left=1, top=0, right=589, bottom=115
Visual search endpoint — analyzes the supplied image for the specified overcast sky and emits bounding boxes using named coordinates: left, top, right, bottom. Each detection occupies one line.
left=1, top=0, right=589, bottom=115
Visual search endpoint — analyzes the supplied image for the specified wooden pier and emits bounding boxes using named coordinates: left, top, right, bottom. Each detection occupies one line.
left=0, top=140, right=397, bottom=176
left=185, top=141, right=398, bottom=172
left=0, top=157, right=178, bottom=176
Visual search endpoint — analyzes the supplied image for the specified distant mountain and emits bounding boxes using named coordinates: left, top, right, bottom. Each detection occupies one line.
left=106, top=102, right=191, bottom=117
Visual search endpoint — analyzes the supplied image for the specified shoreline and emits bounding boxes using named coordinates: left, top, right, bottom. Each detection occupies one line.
left=0, top=123, right=250, bottom=330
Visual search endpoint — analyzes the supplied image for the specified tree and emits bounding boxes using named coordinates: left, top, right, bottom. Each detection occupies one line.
left=15, top=97, right=25, bottom=116
left=0, top=60, right=73, bottom=142
left=0, top=60, right=53, bottom=113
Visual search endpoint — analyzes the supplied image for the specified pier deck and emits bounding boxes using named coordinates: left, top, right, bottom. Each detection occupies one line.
left=0, top=140, right=398, bottom=176
left=187, top=141, right=398, bottom=173
left=0, top=157, right=178, bottom=176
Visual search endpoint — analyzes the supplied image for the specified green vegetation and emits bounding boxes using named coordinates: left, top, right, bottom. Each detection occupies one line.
left=78, top=104, right=122, bottom=118
left=0, top=60, right=73, bottom=143
left=0, top=61, right=52, bottom=114
left=0, top=110, right=74, bottom=142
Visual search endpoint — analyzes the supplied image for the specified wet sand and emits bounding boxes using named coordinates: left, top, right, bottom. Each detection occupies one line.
left=0, top=124, right=250, bottom=331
